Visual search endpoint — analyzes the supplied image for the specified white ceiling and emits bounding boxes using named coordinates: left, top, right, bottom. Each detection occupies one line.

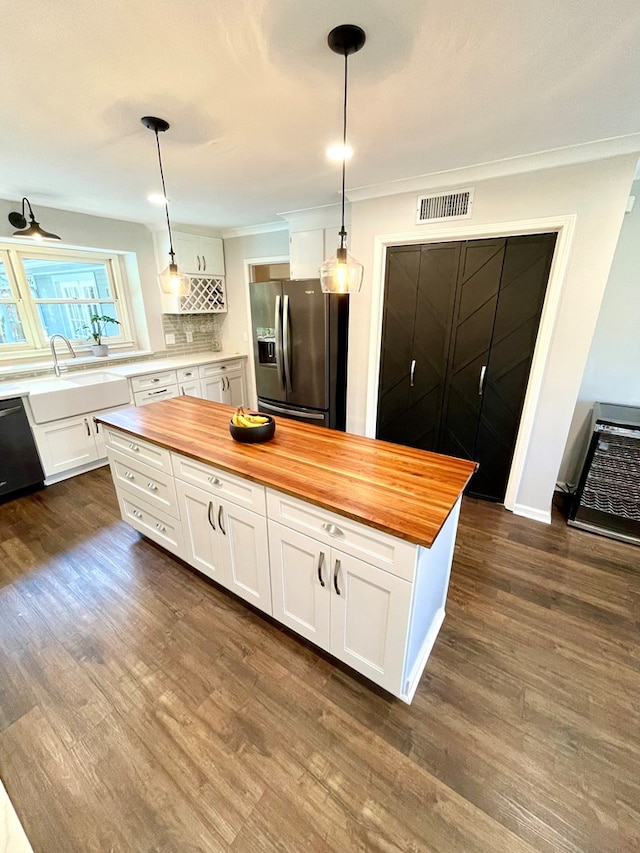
left=1, top=0, right=639, bottom=232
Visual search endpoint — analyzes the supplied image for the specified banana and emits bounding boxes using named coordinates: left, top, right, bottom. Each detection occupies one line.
left=232, top=407, right=269, bottom=428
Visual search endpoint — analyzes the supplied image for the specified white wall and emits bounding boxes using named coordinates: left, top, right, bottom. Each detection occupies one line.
left=222, top=228, right=291, bottom=404
left=559, top=179, right=640, bottom=485
left=0, top=199, right=164, bottom=352
left=347, top=154, right=638, bottom=521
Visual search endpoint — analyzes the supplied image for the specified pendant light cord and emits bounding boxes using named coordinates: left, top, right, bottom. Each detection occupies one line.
left=339, top=51, right=348, bottom=250
left=154, top=129, right=176, bottom=264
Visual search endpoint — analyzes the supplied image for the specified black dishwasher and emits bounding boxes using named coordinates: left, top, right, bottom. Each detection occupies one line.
left=0, top=397, right=44, bottom=498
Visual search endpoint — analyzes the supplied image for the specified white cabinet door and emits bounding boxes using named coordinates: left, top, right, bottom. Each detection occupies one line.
left=329, top=549, right=412, bottom=694
left=201, top=375, right=225, bottom=402
left=224, top=371, right=246, bottom=407
left=33, top=414, right=99, bottom=477
left=268, top=522, right=330, bottom=649
left=176, top=480, right=225, bottom=584
left=173, top=232, right=201, bottom=274
left=177, top=480, right=271, bottom=614
left=198, top=236, right=225, bottom=276
left=219, top=501, right=272, bottom=614
left=178, top=379, right=202, bottom=398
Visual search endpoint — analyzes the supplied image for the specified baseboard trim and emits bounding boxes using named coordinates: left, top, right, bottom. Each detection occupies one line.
left=512, top=503, right=552, bottom=524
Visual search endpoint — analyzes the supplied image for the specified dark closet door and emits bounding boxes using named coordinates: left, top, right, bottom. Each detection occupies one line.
left=377, top=231, right=556, bottom=503
left=377, top=243, right=459, bottom=449
left=438, top=239, right=507, bottom=462
left=471, top=233, right=557, bottom=499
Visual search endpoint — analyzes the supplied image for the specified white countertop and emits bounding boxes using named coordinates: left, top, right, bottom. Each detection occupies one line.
left=0, top=351, right=247, bottom=402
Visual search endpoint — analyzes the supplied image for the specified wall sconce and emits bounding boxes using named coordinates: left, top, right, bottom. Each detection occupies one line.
left=141, top=116, right=187, bottom=296
left=320, top=24, right=366, bottom=294
left=8, top=198, right=60, bottom=241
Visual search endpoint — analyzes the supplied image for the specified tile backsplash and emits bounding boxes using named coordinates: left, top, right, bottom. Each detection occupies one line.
left=161, top=314, right=223, bottom=354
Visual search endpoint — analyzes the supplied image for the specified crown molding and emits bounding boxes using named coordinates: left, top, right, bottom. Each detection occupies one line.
left=347, top=134, right=640, bottom=203
left=221, top=220, right=288, bottom=239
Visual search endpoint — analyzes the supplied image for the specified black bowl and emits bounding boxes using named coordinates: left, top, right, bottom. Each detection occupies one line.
left=229, top=414, right=276, bottom=443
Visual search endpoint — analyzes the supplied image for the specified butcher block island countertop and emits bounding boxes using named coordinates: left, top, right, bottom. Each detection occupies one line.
left=97, top=396, right=476, bottom=548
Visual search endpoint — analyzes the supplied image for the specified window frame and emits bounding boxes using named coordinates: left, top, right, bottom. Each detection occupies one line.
left=0, top=242, right=135, bottom=362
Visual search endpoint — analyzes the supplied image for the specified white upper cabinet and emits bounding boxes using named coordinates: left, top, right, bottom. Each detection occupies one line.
left=154, top=231, right=225, bottom=276
left=289, top=230, right=325, bottom=280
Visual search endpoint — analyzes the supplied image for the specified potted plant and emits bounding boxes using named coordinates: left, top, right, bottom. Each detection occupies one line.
left=78, top=313, right=121, bottom=357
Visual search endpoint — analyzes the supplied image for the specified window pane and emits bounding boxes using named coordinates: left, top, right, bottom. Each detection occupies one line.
left=0, top=303, right=26, bottom=344
left=0, top=259, right=13, bottom=299
left=23, top=257, right=112, bottom=300
left=37, top=302, right=119, bottom=341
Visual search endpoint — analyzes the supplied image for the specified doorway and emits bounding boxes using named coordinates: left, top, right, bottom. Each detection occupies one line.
left=376, top=233, right=557, bottom=501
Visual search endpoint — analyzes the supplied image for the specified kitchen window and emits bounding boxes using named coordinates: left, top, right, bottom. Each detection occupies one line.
left=0, top=244, right=133, bottom=361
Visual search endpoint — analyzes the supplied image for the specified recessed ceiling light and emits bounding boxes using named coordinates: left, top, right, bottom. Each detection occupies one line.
left=148, top=192, right=169, bottom=205
left=326, top=144, right=353, bottom=161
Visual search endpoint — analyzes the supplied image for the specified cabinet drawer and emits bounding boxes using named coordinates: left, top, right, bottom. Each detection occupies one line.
left=199, top=360, right=244, bottom=378
left=103, top=428, right=173, bottom=473
left=173, top=453, right=266, bottom=514
left=134, top=386, right=179, bottom=406
left=117, top=490, right=184, bottom=558
left=108, top=448, right=179, bottom=519
left=266, top=490, right=417, bottom=581
left=177, top=367, right=199, bottom=382
left=130, top=370, right=178, bottom=392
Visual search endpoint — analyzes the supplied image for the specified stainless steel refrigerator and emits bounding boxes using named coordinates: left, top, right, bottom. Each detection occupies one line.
left=249, top=279, right=348, bottom=428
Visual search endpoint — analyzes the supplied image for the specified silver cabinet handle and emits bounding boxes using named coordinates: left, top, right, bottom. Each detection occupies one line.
left=333, top=559, right=342, bottom=596
left=148, top=388, right=169, bottom=397
left=317, top=551, right=326, bottom=587
left=132, top=509, right=142, bottom=518
left=322, top=522, right=344, bottom=537
left=124, top=470, right=134, bottom=480
left=151, top=378, right=160, bottom=383
left=218, top=504, right=225, bottom=534
left=129, top=443, right=139, bottom=451
left=155, top=522, right=166, bottom=532
left=147, top=482, right=158, bottom=492
left=84, top=417, right=91, bottom=436
left=197, top=255, right=201, bottom=271
left=208, top=475, right=222, bottom=486
left=479, top=365, right=487, bottom=397
left=207, top=500, right=216, bottom=530
left=203, top=255, right=207, bottom=271
left=410, top=359, right=416, bottom=388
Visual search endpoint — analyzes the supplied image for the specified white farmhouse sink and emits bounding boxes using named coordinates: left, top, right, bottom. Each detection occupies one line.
left=26, top=371, right=131, bottom=424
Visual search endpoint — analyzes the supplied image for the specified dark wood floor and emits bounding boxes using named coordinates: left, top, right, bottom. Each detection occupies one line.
left=0, top=468, right=638, bottom=853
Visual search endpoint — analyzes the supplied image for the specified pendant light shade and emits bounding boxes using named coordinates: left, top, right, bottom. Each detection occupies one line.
left=8, top=198, right=60, bottom=241
left=141, top=116, right=188, bottom=296
left=320, top=24, right=366, bottom=295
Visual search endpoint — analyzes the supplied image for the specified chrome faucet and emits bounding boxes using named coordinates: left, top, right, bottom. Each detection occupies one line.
left=50, top=334, right=77, bottom=377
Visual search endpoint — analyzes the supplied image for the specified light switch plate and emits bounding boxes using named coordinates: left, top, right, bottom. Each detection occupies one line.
left=165, top=333, right=176, bottom=345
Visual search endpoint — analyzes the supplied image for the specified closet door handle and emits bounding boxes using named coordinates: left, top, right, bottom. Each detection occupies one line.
left=410, top=359, right=416, bottom=388
left=479, top=365, right=487, bottom=396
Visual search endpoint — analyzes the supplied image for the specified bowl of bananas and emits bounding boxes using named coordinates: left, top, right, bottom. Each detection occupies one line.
left=229, top=407, right=276, bottom=443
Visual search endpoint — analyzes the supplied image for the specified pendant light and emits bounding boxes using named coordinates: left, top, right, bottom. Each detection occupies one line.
left=8, top=198, right=60, bottom=241
left=320, top=24, right=366, bottom=294
left=141, top=115, right=185, bottom=296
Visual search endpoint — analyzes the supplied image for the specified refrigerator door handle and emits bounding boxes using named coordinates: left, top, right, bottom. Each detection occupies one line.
left=274, top=294, right=285, bottom=391
left=258, top=400, right=326, bottom=420
left=282, top=294, right=293, bottom=393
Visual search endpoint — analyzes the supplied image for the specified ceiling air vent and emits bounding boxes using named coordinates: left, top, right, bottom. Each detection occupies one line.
left=416, top=188, right=474, bottom=224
